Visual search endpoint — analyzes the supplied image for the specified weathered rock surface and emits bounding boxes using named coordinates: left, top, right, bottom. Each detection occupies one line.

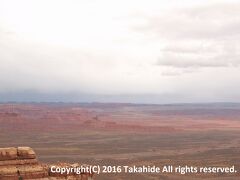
left=17, top=147, right=36, bottom=159
left=0, top=147, right=18, bottom=161
left=0, top=147, right=94, bottom=180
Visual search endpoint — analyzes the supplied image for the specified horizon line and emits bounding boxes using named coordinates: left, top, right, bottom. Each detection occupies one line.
left=1, top=101, right=240, bottom=106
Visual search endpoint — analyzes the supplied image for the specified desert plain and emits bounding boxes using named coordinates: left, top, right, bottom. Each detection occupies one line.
left=0, top=103, right=239, bottom=179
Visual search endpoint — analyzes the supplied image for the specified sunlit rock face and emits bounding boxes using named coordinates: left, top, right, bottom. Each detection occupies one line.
left=0, top=147, right=94, bottom=180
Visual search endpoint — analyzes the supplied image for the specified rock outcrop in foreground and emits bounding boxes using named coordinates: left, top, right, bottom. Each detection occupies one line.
left=0, top=147, right=94, bottom=180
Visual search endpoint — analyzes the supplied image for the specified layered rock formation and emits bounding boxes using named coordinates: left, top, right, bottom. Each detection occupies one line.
left=0, top=147, right=94, bottom=180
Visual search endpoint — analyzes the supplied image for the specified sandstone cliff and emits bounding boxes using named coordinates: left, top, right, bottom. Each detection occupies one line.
left=0, top=147, right=94, bottom=180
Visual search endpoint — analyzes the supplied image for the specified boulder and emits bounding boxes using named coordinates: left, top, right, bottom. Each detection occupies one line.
left=17, top=147, right=36, bottom=159
left=0, top=147, right=18, bottom=161
left=0, top=166, right=18, bottom=179
left=18, top=164, right=48, bottom=179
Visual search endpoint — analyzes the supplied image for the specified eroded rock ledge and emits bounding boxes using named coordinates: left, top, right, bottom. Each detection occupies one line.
left=0, top=147, right=94, bottom=180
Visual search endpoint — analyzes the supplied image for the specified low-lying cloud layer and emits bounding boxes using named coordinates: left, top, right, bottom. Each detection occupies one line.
left=0, top=0, right=240, bottom=103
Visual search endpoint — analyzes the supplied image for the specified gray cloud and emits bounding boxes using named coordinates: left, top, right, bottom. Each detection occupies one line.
left=136, top=3, right=240, bottom=40
left=157, top=45, right=240, bottom=68
left=133, top=3, right=240, bottom=68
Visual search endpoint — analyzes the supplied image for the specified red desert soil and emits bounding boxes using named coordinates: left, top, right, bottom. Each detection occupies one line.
left=0, top=103, right=240, bottom=179
left=1, top=103, right=240, bottom=133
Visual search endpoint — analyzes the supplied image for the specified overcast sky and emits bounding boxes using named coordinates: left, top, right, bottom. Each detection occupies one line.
left=0, top=0, right=240, bottom=103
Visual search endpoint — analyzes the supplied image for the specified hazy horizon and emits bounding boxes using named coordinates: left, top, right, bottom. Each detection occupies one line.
left=1, top=0, right=240, bottom=103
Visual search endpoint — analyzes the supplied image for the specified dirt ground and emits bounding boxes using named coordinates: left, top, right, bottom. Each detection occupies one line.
left=0, top=103, right=239, bottom=179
